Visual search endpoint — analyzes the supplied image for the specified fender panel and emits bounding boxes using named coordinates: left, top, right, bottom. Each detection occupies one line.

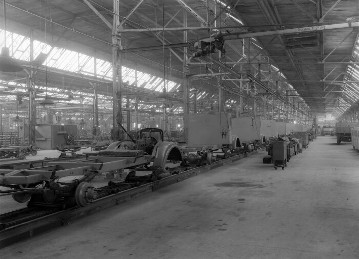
left=152, top=141, right=183, bottom=169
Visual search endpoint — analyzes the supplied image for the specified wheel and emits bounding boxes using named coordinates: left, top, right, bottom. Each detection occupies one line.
left=31, top=150, right=37, bottom=156
left=274, top=167, right=277, bottom=170
left=75, top=182, right=95, bottom=207
left=12, top=192, right=32, bottom=203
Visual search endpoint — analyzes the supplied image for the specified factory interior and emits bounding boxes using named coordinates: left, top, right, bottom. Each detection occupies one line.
left=0, top=0, right=359, bottom=258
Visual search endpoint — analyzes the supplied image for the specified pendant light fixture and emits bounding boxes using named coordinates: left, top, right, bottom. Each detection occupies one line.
left=0, top=0, right=23, bottom=72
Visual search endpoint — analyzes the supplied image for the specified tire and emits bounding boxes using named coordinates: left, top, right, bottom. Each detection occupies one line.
left=75, top=182, right=95, bottom=207
left=12, top=192, right=32, bottom=203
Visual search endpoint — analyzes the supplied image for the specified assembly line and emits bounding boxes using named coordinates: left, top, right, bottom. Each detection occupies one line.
left=0, top=115, right=319, bottom=248
left=0, top=0, right=359, bottom=258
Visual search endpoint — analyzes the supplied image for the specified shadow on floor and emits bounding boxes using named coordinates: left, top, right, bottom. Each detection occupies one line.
left=324, top=142, right=351, bottom=146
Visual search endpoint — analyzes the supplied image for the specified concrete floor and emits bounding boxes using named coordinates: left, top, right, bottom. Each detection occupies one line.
left=2, top=136, right=359, bottom=259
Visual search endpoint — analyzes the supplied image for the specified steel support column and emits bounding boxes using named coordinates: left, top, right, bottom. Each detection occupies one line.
left=27, top=75, right=36, bottom=145
left=135, top=97, right=139, bottom=130
left=126, top=97, right=130, bottom=133
left=28, top=31, right=36, bottom=145
left=112, top=0, right=122, bottom=140
left=135, top=66, right=139, bottom=130
left=235, top=105, right=240, bottom=118
left=264, top=97, right=268, bottom=119
left=193, top=90, right=197, bottom=114
left=47, top=109, right=53, bottom=124
left=218, top=77, right=224, bottom=113
left=285, top=90, right=289, bottom=122
left=183, top=76, right=189, bottom=142
left=238, top=75, right=244, bottom=117
left=271, top=96, right=275, bottom=120
left=93, top=84, right=99, bottom=136
left=0, top=105, right=2, bottom=134
left=253, top=98, right=257, bottom=118
left=183, top=10, right=189, bottom=143
left=162, top=104, right=167, bottom=132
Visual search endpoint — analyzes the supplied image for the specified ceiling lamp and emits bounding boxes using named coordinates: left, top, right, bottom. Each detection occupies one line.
left=158, top=92, right=168, bottom=99
left=0, top=0, right=23, bottom=73
left=158, top=91, right=178, bottom=102
left=39, top=95, right=54, bottom=106
left=0, top=47, right=23, bottom=72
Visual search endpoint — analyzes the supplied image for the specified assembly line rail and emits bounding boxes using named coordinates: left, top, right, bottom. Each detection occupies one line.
left=0, top=152, right=253, bottom=248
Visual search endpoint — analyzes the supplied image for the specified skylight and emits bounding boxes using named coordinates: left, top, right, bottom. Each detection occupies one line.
left=337, top=35, right=359, bottom=117
left=0, top=29, right=180, bottom=94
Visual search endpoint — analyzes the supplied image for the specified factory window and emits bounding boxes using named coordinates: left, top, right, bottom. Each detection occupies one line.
left=0, top=29, right=181, bottom=95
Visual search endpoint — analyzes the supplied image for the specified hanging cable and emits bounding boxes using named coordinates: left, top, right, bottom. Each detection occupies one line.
left=45, top=1, right=48, bottom=99
left=3, top=0, right=6, bottom=47
left=162, top=1, right=166, bottom=95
